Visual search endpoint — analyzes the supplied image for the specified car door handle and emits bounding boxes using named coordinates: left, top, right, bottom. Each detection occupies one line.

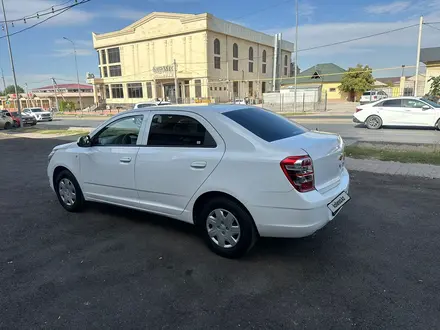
left=120, top=157, right=132, bottom=163
left=191, top=161, right=207, bottom=169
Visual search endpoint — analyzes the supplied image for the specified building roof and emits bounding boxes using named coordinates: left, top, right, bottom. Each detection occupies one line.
left=375, top=76, right=404, bottom=85
left=420, top=47, right=440, bottom=63
left=33, top=83, right=93, bottom=91
left=93, top=11, right=294, bottom=52
left=281, top=63, right=346, bottom=85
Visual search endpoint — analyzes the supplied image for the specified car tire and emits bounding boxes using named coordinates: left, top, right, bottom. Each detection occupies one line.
left=436, top=119, right=440, bottom=131
left=365, top=115, right=382, bottom=129
left=4, top=122, right=11, bottom=130
left=55, top=170, right=85, bottom=212
left=198, top=197, right=258, bottom=259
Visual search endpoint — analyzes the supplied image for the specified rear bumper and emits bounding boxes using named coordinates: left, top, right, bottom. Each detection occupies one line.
left=352, top=116, right=362, bottom=123
left=248, top=168, right=350, bottom=238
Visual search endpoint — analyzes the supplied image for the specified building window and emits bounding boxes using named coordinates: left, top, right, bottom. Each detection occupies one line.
left=210, top=87, right=213, bottom=91
left=249, top=47, right=254, bottom=73
left=102, top=66, right=108, bottom=78
left=195, top=79, right=202, bottom=98
left=101, top=49, right=107, bottom=64
left=329, top=88, right=336, bottom=92
left=107, top=47, right=120, bottom=64
left=127, top=83, right=143, bottom=98
left=97, top=51, right=101, bottom=65
left=109, top=65, right=122, bottom=77
left=184, top=80, right=190, bottom=98
left=249, top=81, right=253, bottom=97
left=213, top=38, right=221, bottom=69
left=214, top=57, right=221, bottom=69
left=262, top=82, right=266, bottom=94
left=224, top=87, right=227, bottom=91
left=105, top=85, right=110, bottom=99
left=284, top=55, right=288, bottom=76
left=233, top=43, right=238, bottom=71
left=214, top=87, right=217, bottom=91
left=262, top=50, right=267, bottom=74
left=146, top=82, right=153, bottom=98
left=111, top=84, right=124, bottom=98
left=233, top=81, right=238, bottom=96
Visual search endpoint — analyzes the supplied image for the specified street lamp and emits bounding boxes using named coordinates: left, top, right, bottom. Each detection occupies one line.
left=63, top=37, right=83, bottom=111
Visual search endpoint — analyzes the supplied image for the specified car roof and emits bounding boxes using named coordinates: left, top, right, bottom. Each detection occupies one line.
left=127, top=104, right=251, bottom=115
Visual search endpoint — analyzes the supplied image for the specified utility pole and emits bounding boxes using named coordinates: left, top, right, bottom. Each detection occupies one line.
left=293, top=0, right=299, bottom=112
left=24, top=83, right=29, bottom=107
left=51, top=78, right=59, bottom=111
left=173, top=59, right=179, bottom=104
left=1, top=0, right=23, bottom=127
left=63, top=37, right=83, bottom=111
left=414, top=16, right=423, bottom=97
left=1, top=68, right=6, bottom=92
left=272, top=34, right=279, bottom=91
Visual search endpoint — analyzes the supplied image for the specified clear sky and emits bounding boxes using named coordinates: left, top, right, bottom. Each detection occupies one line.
left=1, top=0, right=440, bottom=88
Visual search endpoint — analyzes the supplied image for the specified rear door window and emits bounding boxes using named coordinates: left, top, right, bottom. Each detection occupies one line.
left=147, top=114, right=217, bottom=147
left=382, top=99, right=402, bottom=107
left=223, top=107, right=307, bottom=142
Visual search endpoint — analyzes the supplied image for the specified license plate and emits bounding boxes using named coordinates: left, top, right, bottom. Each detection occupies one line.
left=327, top=192, right=350, bottom=214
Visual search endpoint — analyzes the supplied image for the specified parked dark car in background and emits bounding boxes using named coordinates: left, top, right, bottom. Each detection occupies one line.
left=10, top=111, right=37, bottom=127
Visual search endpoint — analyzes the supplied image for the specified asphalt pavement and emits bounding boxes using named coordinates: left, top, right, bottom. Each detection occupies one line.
left=42, top=116, right=440, bottom=145
left=1, top=137, right=439, bottom=329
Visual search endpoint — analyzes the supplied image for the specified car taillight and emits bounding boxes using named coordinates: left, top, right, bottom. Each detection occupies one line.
left=280, top=156, right=315, bottom=193
left=373, top=95, right=377, bottom=99
left=356, top=107, right=362, bottom=113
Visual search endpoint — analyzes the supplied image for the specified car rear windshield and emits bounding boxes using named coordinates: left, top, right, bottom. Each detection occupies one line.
left=223, top=107, right=307, bottom=142
left=11, top=112, right=18, bottom=116
left=32, top=109, right=42, bottom=112
left=363, top=92, right=373, bottom=95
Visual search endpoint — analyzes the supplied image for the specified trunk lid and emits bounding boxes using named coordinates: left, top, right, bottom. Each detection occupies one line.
left=272, top=131, right=345, bottom=193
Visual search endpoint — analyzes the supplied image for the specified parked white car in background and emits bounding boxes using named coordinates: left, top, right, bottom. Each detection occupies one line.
left=360, top=90, right=388, bottom=105
left=133, top=101, right=171, bottom=109
left=47, top=106, right=350, bottom=258
left=353, top=97, right=440, bottom=129
left=23, top=107, right=53, bottom=121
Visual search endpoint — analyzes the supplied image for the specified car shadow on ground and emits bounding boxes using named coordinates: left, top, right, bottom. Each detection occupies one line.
left=354, top=123, right=437, bottom=131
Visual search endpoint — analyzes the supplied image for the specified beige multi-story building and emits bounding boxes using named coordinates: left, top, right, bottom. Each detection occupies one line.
left=87, top=12, right=294, bottom=106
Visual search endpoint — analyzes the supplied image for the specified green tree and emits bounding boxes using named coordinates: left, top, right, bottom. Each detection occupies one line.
left=59, top=100, right=76, bottom=112
left=2, top=85, right=25, bottom=95
left=338, top=64, right=375, bottom=101
left=428, top=76, right=440, bottom=96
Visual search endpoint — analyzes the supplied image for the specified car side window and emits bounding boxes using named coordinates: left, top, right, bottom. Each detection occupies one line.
left=92, top=115, right=143, bottom=146
left=147, top=114, right=217, bottom=148
left=402, top=99, right=427, bottom=109
left=382, top=99, right=402, bottom=107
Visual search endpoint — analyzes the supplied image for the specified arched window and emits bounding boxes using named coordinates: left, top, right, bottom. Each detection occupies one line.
left=262, top=50, right=267, bottom=74
left=214, top=38, right=220, bottom=69
left=214, top=38, right=220, bottom=55
left=232, top=43, right=238, bottom=71
left=284, top=55, right=288, bottom=75
left=284, top=54, right=288, bottom=66
left=248, top=47, right=254, bottom=72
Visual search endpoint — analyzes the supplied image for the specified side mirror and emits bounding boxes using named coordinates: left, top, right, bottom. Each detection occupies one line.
left=422, top=105, right=431, bottom=110
left=77, top=135, right=91, bottom=147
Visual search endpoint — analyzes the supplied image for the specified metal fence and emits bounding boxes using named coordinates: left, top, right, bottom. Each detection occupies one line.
left=262, top=90, right=328, bottom=113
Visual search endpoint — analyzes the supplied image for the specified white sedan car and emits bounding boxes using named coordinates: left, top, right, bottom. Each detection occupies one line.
left=47, top=106, right=350, bottom=258
left=353, top=97, right=440, bottom=129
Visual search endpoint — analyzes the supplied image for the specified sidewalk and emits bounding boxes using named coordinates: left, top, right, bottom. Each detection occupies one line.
left=346, top=157, right=440, bottom=179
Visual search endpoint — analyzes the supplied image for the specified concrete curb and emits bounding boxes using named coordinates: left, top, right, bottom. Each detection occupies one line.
left=346, top=157, right=440, bottom=179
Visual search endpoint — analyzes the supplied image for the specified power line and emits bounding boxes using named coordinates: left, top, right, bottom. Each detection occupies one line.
left=0, top=0, right=91, bottom=39
left=424, top=23, right=440, bottom=32
left=297, top=23, right=419, bottom=53
left=1, top=0, right=75, bottom=24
